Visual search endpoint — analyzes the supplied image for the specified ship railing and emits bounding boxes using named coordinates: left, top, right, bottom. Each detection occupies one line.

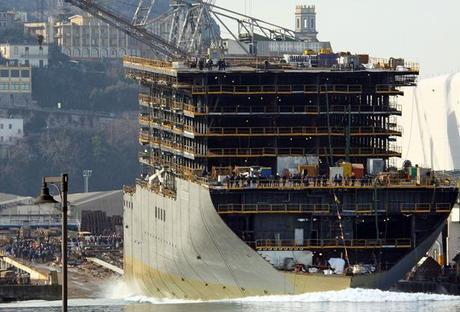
left=202, top=126, right=401, bottom=136
left=435, top=203, right=452, bottom=212
left=139, top=115, right=150, bottom=126
left=217, top=203, right=453, bottom=215
left=400, top=203, right=432, bottom=213
left=208, top=105, right=320, bottom=114
left=375, top=84, right=402, bottom=94
left=140, top=94, right=208, bottom=115
left=135, top=178, right=176, bottom=198
left=139, top=131, right=150, bottom=144
left=217, top=203, right=330, bottom=214
left=320, top=84, right=362, bottom=94
left=124, top=56, right=173, bottom=69
left=254, top=238, right=412, bottom=250
left=399, top=202, right=453, bottom=213
left=191, top=84, right=363, bottom=95
left=212, top=177, right=443, bottom=190
left=206, top=147, right=401, bottom=157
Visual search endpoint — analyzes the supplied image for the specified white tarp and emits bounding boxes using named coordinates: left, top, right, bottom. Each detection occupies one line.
left=328, top=258, right=346, bottom=274
left=399, top=73, right=460, bottom=170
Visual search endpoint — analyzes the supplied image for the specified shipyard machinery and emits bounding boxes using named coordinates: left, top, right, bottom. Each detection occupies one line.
left=64, top=0, right=299, bottom=59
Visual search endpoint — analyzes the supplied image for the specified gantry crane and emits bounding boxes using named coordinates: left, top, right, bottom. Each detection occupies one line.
left=64, top=0, right=300, bottom=60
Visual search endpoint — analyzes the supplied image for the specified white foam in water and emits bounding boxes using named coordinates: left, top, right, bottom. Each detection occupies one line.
left=102, top=278, right=203, bottom=304
left=2, top=283, right=460, bottom=308
left=228, top=288, right=460, bottom=303
left=0, top=298, right=126, bottom=308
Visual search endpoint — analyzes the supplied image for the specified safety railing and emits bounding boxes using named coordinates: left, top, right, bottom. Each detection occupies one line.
left=320, top=84, right=362, bottom=94
left=435, top=203, right=452, bottom=213
left=217, top=203, right=330, bottom=214
left=399, top=203, right=454, bottom=213
left=124, top=56, right=172, bottom=69
left=139, top=132, right=150, bottom=144
left=206, top=147, right=401, bottom=157
left=139, top=115, right=150, bottom=126
left=208, top=105, right=320, bottom=114
left=202, top=126, right=402, bottom=137
left=375, top=84, right=402, bottom=94
left=217, top=201, right=452, bottom=214
left=213, top=177, right=442, bottom=191
left=254, top=238, right=412, bottom=250
left=191, top=84, right=362, bottom=95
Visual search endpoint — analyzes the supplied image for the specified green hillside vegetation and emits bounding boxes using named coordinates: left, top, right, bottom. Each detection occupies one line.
left=32, top=47, right=138, bottom=113
left=0, top=115, right=139, bottom=195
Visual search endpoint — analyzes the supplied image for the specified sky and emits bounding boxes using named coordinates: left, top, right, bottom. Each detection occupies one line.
left=214, top=0, right=460, bottom=77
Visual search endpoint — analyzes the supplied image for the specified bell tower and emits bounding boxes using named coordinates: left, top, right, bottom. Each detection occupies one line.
left=295, top=5, right=318, bottom=42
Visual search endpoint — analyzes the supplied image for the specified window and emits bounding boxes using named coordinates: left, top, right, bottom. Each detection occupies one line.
left=21, top=70, right=30, bottom=78
left=10, top=70, right=19, bottom=77
left=0, top=136, right=3, bottom=142
left=0, top=124, right=3, bottom=129
left=297, top=18, right=300, bottom=29
left=0, top=69, right=8, bottom=77
left=17, top=129, right=21, bottom=134
left=8, top=124, right=12, bottom=129
left=310, top=18, right=315, bottom=29
left=8, top=137, right=12, bottom=142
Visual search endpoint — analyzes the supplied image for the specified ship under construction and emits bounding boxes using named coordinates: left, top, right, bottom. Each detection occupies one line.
left=64, top=0, right=459, bottom=300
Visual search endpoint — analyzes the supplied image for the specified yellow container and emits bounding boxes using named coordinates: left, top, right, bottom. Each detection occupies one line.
left=340, top=162, right=352, bottom=178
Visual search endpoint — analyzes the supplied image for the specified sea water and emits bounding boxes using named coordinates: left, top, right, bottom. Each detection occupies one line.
left=2, top=280, right=460, bottom=312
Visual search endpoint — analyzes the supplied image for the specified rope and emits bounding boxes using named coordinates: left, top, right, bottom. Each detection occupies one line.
left=332, top=191, right=350, bottom=266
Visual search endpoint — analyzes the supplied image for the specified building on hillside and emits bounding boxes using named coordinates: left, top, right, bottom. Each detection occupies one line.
left=0, top=12, right=15, bottom=30
left=0, top=63, right=32, bottom=106
left=0, top=117, right=23, bottom=145
left=24, top=20, right=55, bottom=44
left=11, top=11, right=28, bottom=23
left=0, top=43, right=49, bottom=68
left=55, top=14, right=143, bottom=59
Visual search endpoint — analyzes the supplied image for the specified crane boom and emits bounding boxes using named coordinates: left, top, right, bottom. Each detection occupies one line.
left=64, top=0, right=187, bottom=59
left=64, top=0, right=303, bottom=60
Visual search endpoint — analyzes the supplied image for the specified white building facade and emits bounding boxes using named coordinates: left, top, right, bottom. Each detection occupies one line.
left=0, top=43, right=49, bottom=68
left=0, top=63, right=32, bottom=106
left=55, top=14, right=142, bottom=59
left=0, top=118, right=23, bottom=145
left=0, top=12, right=15, bottom=30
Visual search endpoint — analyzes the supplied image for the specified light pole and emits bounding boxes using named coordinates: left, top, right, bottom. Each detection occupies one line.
left=34, top=174, right=69, bottom=312
left=83, top=169, right=92, bottom=193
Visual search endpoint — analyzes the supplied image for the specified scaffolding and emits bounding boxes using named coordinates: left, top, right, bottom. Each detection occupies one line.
left=126, top=56, right=419, bottom=191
